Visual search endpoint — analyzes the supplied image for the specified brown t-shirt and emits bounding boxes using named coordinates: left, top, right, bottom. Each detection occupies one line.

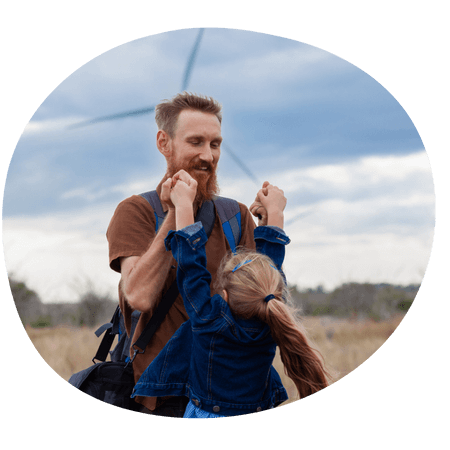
left=106, top=190, right=256, bottom=410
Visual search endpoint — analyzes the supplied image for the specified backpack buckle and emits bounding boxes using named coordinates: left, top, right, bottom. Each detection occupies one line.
left=129, top=345, right=144, bottom=364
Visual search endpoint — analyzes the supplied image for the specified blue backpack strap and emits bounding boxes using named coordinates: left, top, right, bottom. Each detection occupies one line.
left=109, top=192, right=242, bottom=363
left=213, top=196, right=241, bottom=253
left=139, top=190, right=166, bottom=232
left=139, top=191, right=241, bottom=252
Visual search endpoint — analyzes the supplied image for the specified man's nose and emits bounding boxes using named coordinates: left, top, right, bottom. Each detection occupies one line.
left=199, top=145, right=214, bottom=163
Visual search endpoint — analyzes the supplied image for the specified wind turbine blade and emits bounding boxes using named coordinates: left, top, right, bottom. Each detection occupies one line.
left=67, top=29, right=205, bottom=130
left=221, top=142, right=260, bottom=187
left=182, top=28, right=205, bottom=92
left=284, top=209, right=314, bottom=228
left=63, top=29, right=261, bottom=191
left=67, top=106, right=156, bottom=129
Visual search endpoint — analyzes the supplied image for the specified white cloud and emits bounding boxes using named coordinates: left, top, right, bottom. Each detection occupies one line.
left=284, top=230, right=431, bottom=291
left=60, top=176, right=161, bottom=203
left=281, top=150, right=433, bottom=193
left=2, top=204, right=120, bottom=302
left=272, top=151, right=434, bottom=289
left=210, top=150, right=435, bottom=291
left=21, top=117, right=86, bottom=136
left=2, top=150, right=434, bottom=302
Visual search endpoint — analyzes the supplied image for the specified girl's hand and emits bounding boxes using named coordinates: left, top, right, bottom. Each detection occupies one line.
left=171, top=175, right=198, bottom=230
left=258, top=183, right=287, bottom=213
left=170, top=171, right=198, bottom=209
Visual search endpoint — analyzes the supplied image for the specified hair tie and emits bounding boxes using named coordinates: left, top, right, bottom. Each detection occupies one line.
left=264, top=294, right=276, bottom=303
left=232, top=259, right=252, bottom=272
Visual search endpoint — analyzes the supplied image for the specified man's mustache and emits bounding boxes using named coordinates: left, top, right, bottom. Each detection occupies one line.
left=188, top=160, right=216, bottom=173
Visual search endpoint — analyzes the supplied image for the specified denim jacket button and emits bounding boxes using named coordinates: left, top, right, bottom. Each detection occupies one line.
left=256, top=407, right=262, bottom=412
left=193, top=399, right=199, bottom=406
left=213, top=405, right=220, bottom=413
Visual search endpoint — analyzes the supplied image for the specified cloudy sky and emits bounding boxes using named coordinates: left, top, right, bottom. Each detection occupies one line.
left=2, top=27, right=434, bottom=303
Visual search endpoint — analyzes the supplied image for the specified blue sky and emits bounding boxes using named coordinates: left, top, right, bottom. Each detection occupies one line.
left=2, top=28, right=434, bottom=302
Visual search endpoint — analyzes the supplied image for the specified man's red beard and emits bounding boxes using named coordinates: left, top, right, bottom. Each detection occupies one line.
left=166, top=158, right=220, bottom=205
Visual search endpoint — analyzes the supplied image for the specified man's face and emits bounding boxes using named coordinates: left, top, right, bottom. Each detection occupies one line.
left=166, top=109, right=222, bottom=203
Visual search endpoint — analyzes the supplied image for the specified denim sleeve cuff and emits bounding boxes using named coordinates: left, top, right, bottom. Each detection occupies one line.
left=164, top=223, right=208, bottom=251
left=254, top=226, right=291, bottom=245
left=265, top=225, right=287, bottom=235
left=181, top=222, right=203, bottom=236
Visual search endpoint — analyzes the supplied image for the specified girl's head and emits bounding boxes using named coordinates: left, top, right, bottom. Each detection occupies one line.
left=215, top=249, right=290, bottom=321
left=216, top=249, right=330, bottom=399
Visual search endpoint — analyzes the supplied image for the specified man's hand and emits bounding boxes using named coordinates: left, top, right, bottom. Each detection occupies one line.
left=259, top=183, right=286, bottom=228
left=161, top=169, right=199, bottom=211
left=172, top=169, right=194, bottom=187
left=251, top=182, right=286, bottom=228
left=250, top=181, right=270, bottom=226
left=161, top=177, right=175, bottom=210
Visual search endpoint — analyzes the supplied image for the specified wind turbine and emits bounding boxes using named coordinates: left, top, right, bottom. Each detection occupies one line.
left=67, top=28, right=261, bottom=187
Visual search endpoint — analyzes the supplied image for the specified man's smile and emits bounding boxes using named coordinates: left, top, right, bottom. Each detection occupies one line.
left=191, top=162, right=214, bottom=175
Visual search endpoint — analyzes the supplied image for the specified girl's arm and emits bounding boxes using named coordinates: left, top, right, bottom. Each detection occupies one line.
left=175, top=204, right=195, bottom=230
left=166, top=172, right=220, bottom=324
left=165, top=225, right=219, bottom=324
left=254, top=226, right=290, bottom=271
left=254, top=183, right=290, bottom=269
left=167, top=170, right=197, bottom=230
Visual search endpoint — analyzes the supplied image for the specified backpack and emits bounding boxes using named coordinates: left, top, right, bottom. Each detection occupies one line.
left=109, top=191, right=242, bottom=363
left=68, top=192, right=242, bottom=410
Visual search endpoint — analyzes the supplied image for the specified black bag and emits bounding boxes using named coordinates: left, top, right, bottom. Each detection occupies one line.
left=68, top=360, right=139, bottom=410
left=68, top=281, right=180, bottom=411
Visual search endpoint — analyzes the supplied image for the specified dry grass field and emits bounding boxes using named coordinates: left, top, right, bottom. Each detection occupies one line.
left=25, top=314, right=405, bottom=405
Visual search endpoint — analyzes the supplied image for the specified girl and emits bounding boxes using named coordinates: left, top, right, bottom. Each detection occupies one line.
left=132, top=175, right=329, bottom=418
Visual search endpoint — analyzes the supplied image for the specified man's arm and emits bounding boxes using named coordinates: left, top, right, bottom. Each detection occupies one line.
left=119, top=207, right=175, bottom=313
left=118, top=178, right=177, bottom=313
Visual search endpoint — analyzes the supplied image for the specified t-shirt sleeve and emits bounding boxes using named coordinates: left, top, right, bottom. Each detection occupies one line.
left=106, top=195, right=157, bottom=273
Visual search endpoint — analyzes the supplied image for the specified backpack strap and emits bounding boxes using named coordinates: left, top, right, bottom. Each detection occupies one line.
left=213, top=196, right=241, bottom=253
left=94, top=191, right=243, bottom=363
left=139, top=191, right=242, bottom=251
left=139, top=190, right=165, bottom=232
left=126, top=192, right=218, bottom=357
left=92, top=305, right=121, bottom=363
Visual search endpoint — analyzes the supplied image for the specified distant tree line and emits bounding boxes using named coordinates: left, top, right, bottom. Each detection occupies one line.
left=9, top=276, right=418, bottom=328
left=290, top=282, right=418, bottom=321
left=9, top=277, right=116, bottom=328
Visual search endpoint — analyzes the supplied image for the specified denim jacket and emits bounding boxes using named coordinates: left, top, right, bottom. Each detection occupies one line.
left=132, top=224, right=291, bottom=416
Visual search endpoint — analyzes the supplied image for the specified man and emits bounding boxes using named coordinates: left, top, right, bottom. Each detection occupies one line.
left=107, top=92, right=261, bottom=416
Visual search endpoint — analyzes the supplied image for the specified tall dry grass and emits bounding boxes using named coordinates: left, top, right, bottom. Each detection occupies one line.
left=25, top=314, right=405, bottom=405
left=272, top=314, right=404, bottom=403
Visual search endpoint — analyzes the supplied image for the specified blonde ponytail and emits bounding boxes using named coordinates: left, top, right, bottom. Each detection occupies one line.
left=216, top=249, right=330, bottom=399
left=265, top=299, right=329, bottom=398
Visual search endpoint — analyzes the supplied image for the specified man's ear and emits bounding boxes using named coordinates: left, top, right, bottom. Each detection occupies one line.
left=157, top=130, right=172, bottom=157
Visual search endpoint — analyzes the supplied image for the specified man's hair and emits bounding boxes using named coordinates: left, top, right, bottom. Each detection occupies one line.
left=155, top=92, right=222, bottom=138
